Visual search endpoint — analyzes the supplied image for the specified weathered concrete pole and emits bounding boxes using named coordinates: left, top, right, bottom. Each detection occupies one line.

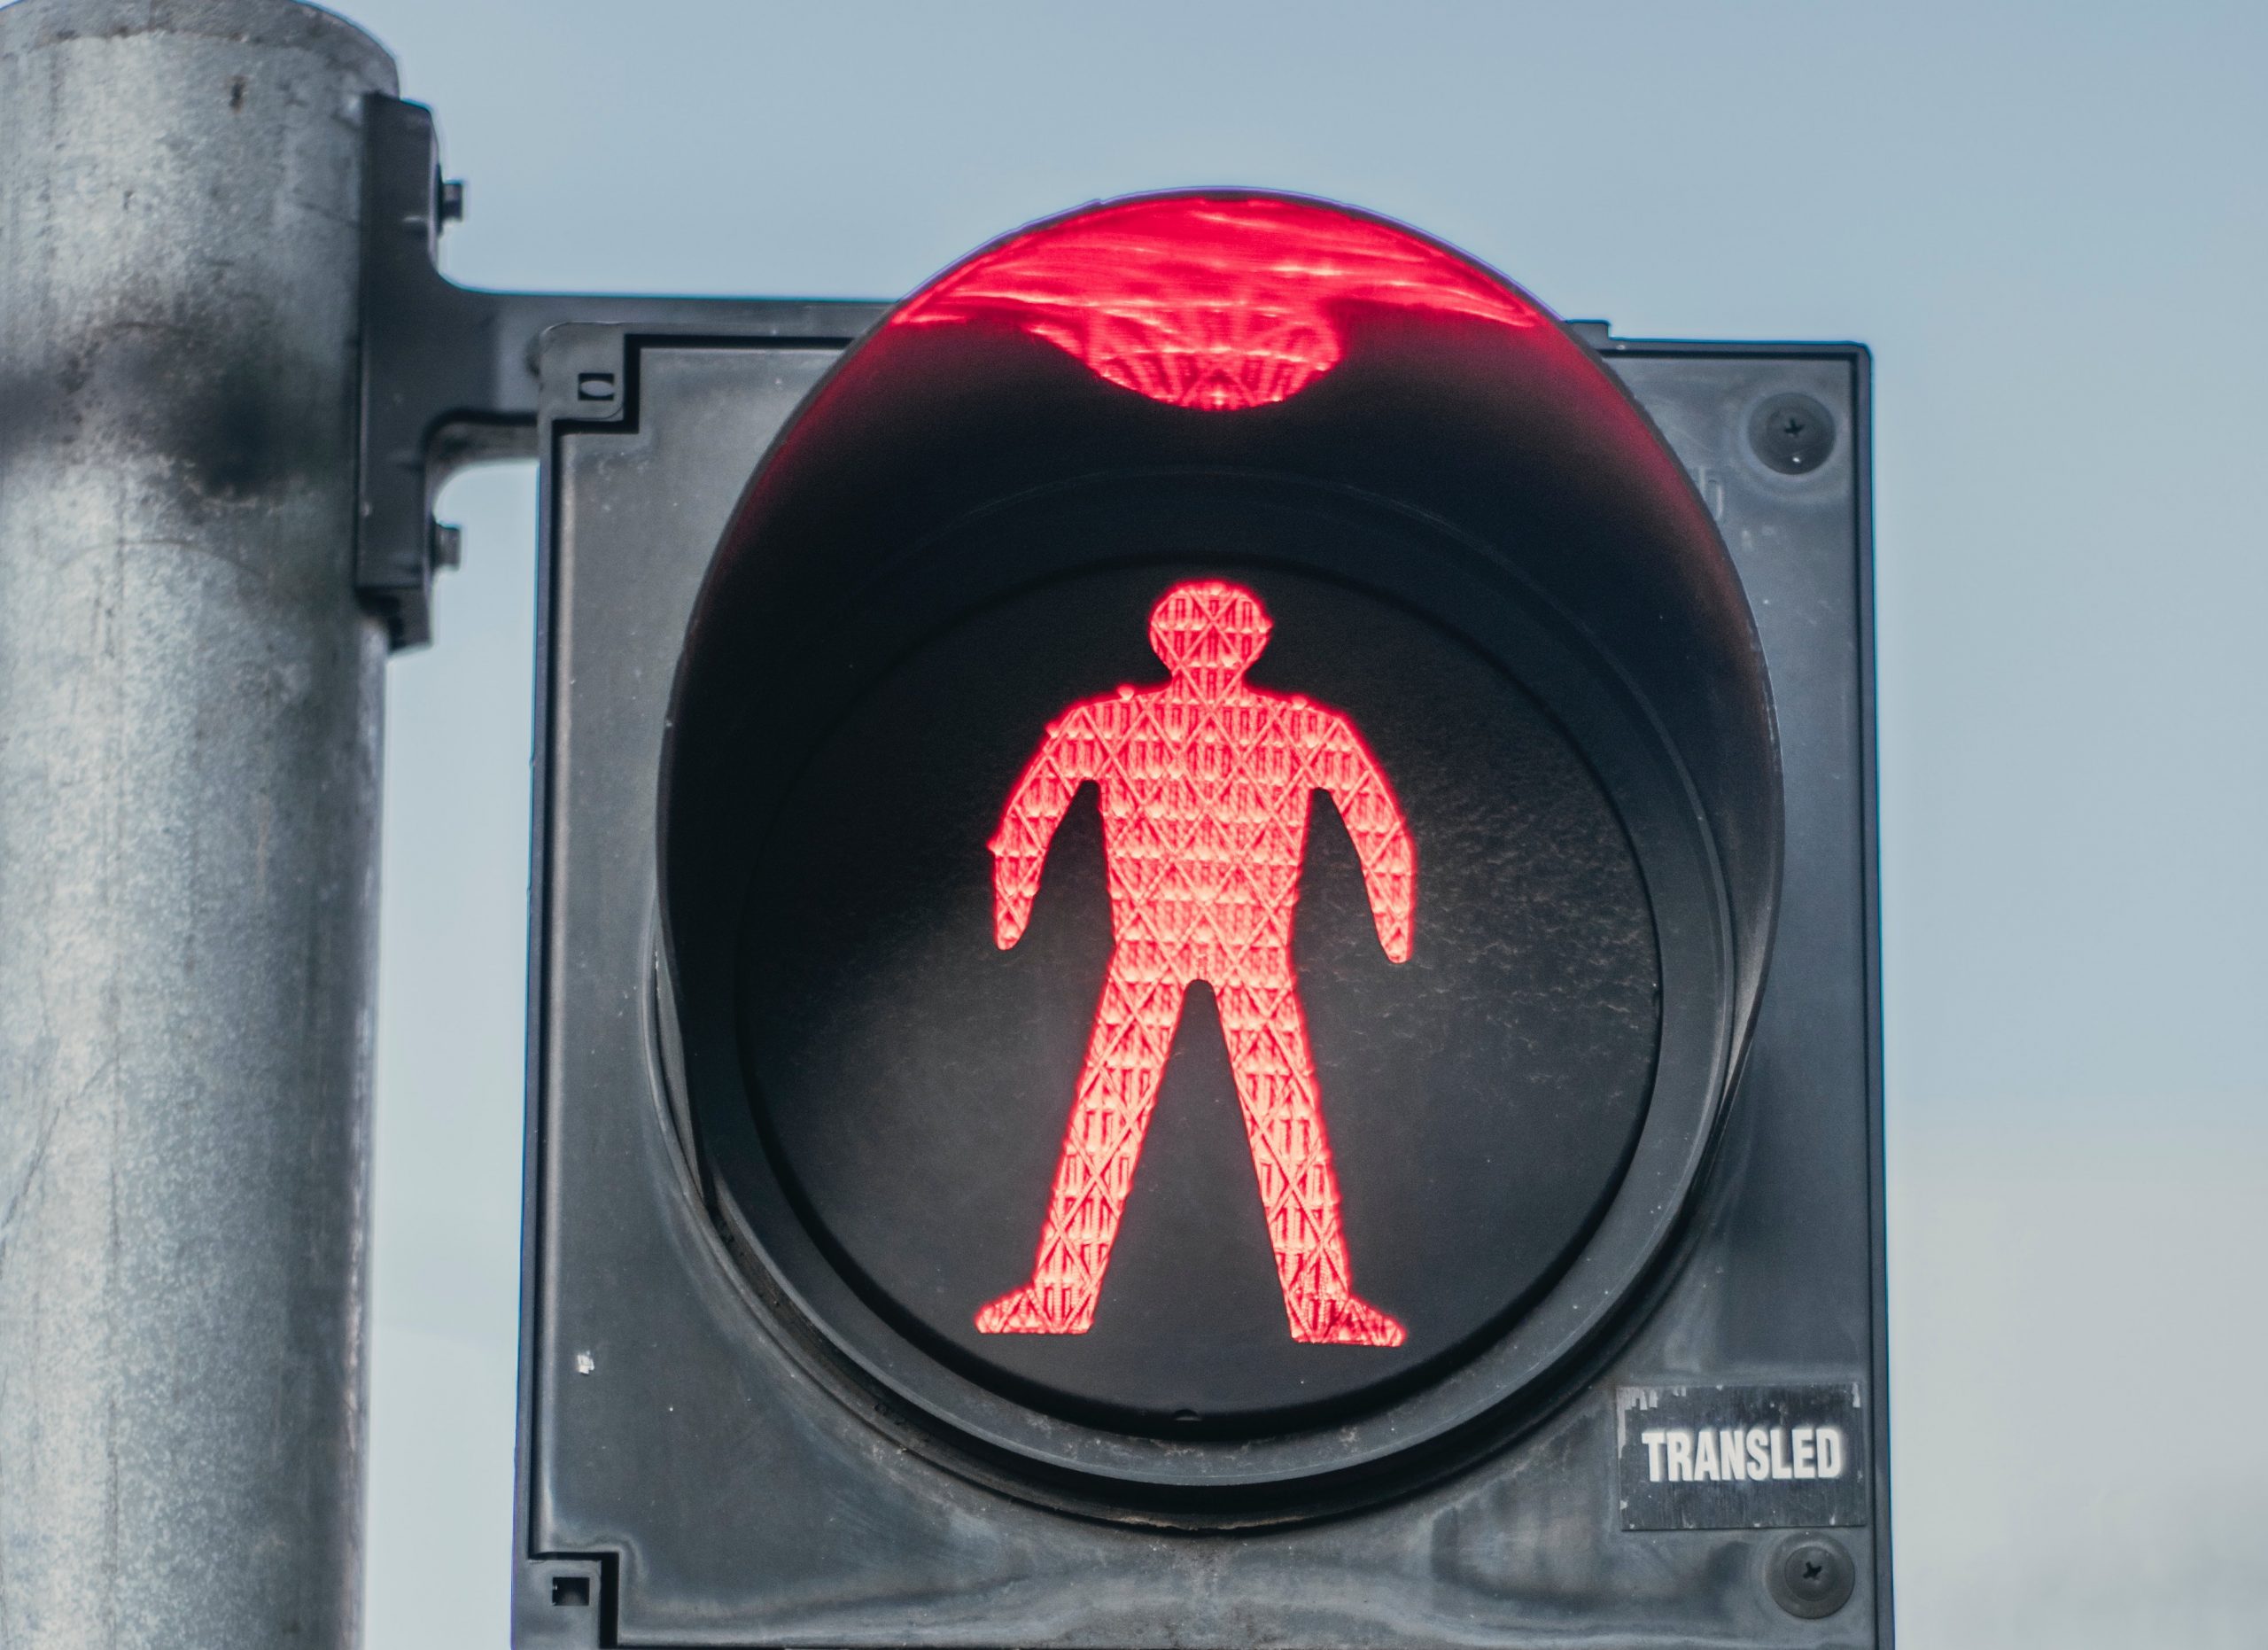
left=0, top=2, right=396, bottom=1644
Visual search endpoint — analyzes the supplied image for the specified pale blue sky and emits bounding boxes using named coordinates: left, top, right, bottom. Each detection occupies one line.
left=351, top=4, right=2268, bottom=1644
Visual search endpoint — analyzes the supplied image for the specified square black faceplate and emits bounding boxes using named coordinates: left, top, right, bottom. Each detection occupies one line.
left=516, top=323, right=1885, bottom=1648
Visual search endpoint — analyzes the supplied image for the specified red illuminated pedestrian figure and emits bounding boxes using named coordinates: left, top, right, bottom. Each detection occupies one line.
left=976, top=580, right=1414, bottom=1347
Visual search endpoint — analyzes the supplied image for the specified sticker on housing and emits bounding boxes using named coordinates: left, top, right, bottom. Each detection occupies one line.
left=1617, top=1382, right=1868, bottom=1531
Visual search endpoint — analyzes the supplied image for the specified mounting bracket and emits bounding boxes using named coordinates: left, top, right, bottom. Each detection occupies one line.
left=355, top=95, right=883, bottom=648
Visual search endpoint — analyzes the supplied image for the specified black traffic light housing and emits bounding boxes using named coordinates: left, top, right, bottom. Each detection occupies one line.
left=504, top=191, right=1884, bottom=1646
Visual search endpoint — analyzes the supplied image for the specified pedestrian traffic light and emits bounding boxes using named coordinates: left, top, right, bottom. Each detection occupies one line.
left=514, top=190, right=1883, bottom=1647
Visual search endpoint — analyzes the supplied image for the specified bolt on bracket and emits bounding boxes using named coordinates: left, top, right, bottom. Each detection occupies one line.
left=355, top=95, right=882, bottom=649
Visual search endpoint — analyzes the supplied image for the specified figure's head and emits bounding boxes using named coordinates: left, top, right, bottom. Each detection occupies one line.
left=1148, top=580, right=1271, bottom=692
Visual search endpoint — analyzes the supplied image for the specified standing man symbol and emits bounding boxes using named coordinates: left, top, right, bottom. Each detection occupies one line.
left=978, top=580, right=1414, bottom=1347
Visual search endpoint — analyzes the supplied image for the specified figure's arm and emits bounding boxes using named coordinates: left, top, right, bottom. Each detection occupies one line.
left=1317, top=713, right=1416, bottom=963
left=989, top=705, right=1097, bottom=949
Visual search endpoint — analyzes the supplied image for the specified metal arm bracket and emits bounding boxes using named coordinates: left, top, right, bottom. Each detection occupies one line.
left=356, top=95, right=882, bottom=648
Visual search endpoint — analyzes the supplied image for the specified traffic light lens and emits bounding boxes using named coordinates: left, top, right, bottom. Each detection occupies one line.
left=660, top=191, right=1779, bottom=1501
left=897, top=194, right=1539, bottom=411
left=734, top=535, right=1661, bottom=1433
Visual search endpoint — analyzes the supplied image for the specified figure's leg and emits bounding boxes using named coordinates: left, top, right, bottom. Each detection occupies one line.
left=1214, top=977, right=1405, bottom=1347
left=975, top=960, right=1185, bottom=1335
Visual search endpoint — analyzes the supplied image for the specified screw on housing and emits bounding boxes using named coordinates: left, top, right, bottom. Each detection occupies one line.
left=1748, top=392, right=1837, bottom=473
left=1766, top=1532, right=1857, bottom=1618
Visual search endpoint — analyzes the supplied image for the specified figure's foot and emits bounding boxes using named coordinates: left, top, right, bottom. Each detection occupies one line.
left=1293, top=1295, right=1406, bottom=1348
left=975, top=1283, right=1095, bottom=1335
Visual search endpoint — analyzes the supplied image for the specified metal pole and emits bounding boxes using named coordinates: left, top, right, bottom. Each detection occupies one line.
left=0, top=3, right=396, bottom=1644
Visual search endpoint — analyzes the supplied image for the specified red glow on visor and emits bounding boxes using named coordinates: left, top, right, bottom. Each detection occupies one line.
left=976, top=581, right=1414, bottom=1347
left=897, top=195, right=1535, bottom=412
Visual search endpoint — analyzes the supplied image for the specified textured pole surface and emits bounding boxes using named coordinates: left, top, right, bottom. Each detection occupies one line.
left=0, top=3, right=395, bottom=1644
